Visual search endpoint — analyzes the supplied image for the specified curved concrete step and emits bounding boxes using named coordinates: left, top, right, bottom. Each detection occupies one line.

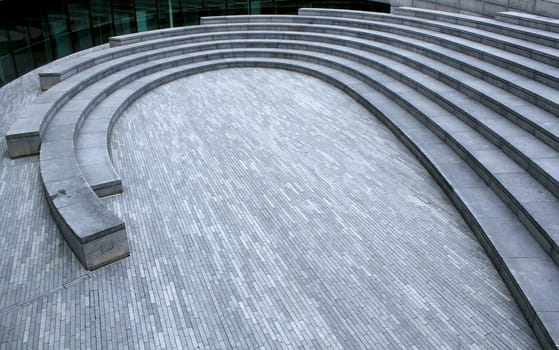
left=391, top=6, right=559, bottom=48
left=43, top=55, right=368, bottom=270
left=300, top=9, right=559, bottom=66
left=496, top=11, right=559, bottom=33
left=35, top=13, right=559, bottom=92
left=202, top=15, right=559, bottom=88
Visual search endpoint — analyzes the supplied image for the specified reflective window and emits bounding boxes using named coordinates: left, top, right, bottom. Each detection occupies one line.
left=135, top=0, right=159, bottom=31
left=68, top=0, right=93, bottom=50
left=112, top=0, right=137, bottom=35
left=90, top=0, right=114, bottom=45
left=0, top=26, right=17, bottom=84
left=0, top=0, right=390, bottom=87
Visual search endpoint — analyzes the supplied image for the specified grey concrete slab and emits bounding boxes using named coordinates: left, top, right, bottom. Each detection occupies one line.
left=470, top=149, right=524, bottom=174
left=40, top=156, right=82, bottom=184
left=523, top=200, right=559, bottom=247
left=476, top=216, right=548, bottom=259
left=496, top=172, right=557, bottom=203
left=437, top=161, right=487, bottom=188
left=44, top=176, right=96, bottom=209
left=535, top=311, right=559, bottom=350
left=391, top=6, right=559, bottom=48
left=455, top=186, right=514, bottom=218
left=496, top=11, right=559, bottom=33
left=56, top=194, right=124, bottom=243
left=505, top=257, right=559, bottom=314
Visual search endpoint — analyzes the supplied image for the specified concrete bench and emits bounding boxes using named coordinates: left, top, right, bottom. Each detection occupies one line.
left=40, top=139, right=129, bottom=270
left=496, top=11, right=559, bottom=33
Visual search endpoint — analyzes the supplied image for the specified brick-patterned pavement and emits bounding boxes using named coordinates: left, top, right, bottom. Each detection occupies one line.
left=0, top=65, right=539, bottom=349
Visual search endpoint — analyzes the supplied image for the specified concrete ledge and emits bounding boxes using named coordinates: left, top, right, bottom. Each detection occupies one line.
left=297, top=8, right=559, bottom=67
left=496, top=11, right=559, bottom=33
left=40, top=153, right=129, bottom=270
left=391, top=6, right=559, bottom=48
left=207, top=13, right=559, bottom=83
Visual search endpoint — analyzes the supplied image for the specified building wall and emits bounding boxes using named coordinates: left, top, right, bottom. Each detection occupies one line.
left=390, top=0, right=559, bottom=18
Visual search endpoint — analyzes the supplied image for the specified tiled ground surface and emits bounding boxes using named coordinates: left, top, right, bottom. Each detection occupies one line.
left=0, top=64, right=540, bottom=349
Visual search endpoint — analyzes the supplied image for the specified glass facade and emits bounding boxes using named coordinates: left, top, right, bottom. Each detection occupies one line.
left=0, top=0, right=389, bottom=87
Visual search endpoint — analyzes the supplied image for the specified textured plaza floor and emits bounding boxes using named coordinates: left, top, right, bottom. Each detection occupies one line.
left=0, top=59, right=541, bottom=348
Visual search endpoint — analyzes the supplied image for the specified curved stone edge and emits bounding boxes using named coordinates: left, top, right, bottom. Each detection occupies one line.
left=79, top=53, right=371, bottom=196
left=298, top=7, right=559, bottom=67
left=391, top=6, right=559, bottom=48
left=40, top=152, right=129, bottom=270
left=201, top=14, right=559, bottom=86
left=496, top=11, right=559, bottom=34
left=39, top=22, right=286, bottom=91
left=354, top=89, right=559, bottom=350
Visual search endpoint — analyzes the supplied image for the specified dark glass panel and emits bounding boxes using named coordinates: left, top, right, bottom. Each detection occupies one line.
left=91, top=22, right=113, bottom=45
left=0, top=23, right=17, bottom=85
left=250, top=0, right=274, bottom=14
left=25, top=2, right=51, bottom=45
left=157, top=0, right=171, bottom=28
left=68, top=0, right=93, bottom=50
left=5, top=24, right=29, bottom=53
left=112, top=0, right=137, bottom=35
left=46, top=1, right=70, bottom=37
left=274, top=0, right=298, bottom=14
left=135, top=0, right=159, bottom=31
left=31, top=39, right=54, bottom=67
left=227, top=0, right=249, bottom=15
left=175, top=0, right=202, bottom=26
left=52, top=32, right=73, bottom=57
left=90, top=0, right=114, bottom=44
left=12, top=45, right=34, bottom=75
left=0, top=26, right=10, bottom=57
left=0, top=53, right=17, bottom=86
left=202, top=0, right=227, bottom=17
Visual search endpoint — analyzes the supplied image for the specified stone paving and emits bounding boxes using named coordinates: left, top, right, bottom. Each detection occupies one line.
left=0, top=64, right=541, bottom=349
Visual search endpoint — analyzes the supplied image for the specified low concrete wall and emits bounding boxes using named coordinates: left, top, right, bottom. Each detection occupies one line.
left=390, top=0, right=559, bottom=19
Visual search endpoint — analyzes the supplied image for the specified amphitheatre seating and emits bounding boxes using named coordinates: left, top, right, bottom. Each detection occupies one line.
left=4, top=6, right=558, bottom=348
left=495, top=11, right=559, bottom=33
left=390, top=6, right=559, bottom=49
